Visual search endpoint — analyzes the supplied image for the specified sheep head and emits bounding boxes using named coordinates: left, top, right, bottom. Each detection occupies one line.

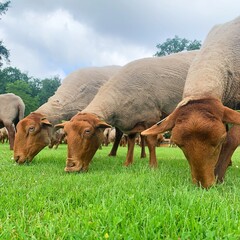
left=142, top=98, right=240, bottom=188
left=55, top=112, right=111, bottom=172
left=14, top=112, right=52, bottom=164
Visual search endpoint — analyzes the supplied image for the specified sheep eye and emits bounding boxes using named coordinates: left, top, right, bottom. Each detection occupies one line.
left=29, top=126, right=35, bottom=133
left=85, top=129, right=91, bottom=134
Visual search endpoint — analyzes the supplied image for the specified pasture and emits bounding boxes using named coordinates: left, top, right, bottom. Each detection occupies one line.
left=0, top=143, right=240, bottom=239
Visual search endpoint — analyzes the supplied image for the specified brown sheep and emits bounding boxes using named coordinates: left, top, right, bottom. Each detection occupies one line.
left=55, top=50, right=198, bottom=173
left=13, top=66, right=120, bottom=163
left=142, top=16, right=240, bottom=188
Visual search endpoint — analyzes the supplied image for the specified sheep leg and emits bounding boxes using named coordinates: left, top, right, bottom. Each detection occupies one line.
left=215, top=125, right=240, bottom=182
left=5, top=123, right=15, bottom=150
left=123, top=133, right=136, bottom=166
left=145, top=135, right=158, bottom=168
left=108, top=127, right=123, bottom=156
left=140, top=135, right=146, bottom=158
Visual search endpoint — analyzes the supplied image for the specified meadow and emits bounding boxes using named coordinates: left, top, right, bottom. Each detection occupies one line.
left=0, top=142, right=240, bottom=239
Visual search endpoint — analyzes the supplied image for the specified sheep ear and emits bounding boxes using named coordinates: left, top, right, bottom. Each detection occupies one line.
left=223, top=107, right=240, bottom=124
left=96, top=121, right=112, bottom=129
left=55, top=122, right=67, bottom=130
left=41, top=117, right=52, bottom=126
left=141, top=110, right=178, bottom=136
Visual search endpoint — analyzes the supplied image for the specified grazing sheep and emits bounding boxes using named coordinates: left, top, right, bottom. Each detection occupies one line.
left=120, top=134, right=128, bottom=147
left=0, top=93, right=25, bottom=150
left=48, top=128, right=66, bottom=149
left=36, top=65, right=121, bottom=125
left=13, top=66, right=120, bottom=163
left=102, top=127, right=118, bottom=147
left=55, top=50, right=198, bottom=173
left=142, top=16, right=240, bottom=188
left=0, top=127, right=8, bottom=143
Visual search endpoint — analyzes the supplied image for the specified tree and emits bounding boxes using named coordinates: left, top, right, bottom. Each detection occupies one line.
left=0, top=66, right=29, bottom=93
left=0, top=1, right=11, bottom=67
left=1, top=66, right=62, bottom=115
left=28, top=78, right=41, bottom=98
left=154, top=35, right=201, bottom=57
left=6, top=80, right=39, bottom=115
left=0, top=41, right=10, bottom=67
left=37, top=76, right=61, bottom=105
left=0, top=0, right=10, bottom=16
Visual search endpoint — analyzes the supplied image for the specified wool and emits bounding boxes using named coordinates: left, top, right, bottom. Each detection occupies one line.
left=182, top=16, right=240, bottom=107
left=83, top=51, right=198, bottom=133
left=35, top=66, right=120, bottom=125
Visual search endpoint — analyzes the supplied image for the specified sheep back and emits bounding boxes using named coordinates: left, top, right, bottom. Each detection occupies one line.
left=36, top=65, right=121, bottom=125
left=83, top=51, right=198, bottom=132
left=183, top=16, right=240, bottom=107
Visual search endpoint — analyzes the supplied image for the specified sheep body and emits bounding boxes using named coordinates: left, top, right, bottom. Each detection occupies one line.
left=182, top=16, right=240, bottom=106
left=0, top=93, right=25, bottom=149
left=36, top=65, right=121, bottom=125
left=13, top=66, right=121, bottom=163
left=142, top=16, right=240, bottom=188
left=60, top=50, right=198, bottom=172
left=83, top=51, right=198, bottom=132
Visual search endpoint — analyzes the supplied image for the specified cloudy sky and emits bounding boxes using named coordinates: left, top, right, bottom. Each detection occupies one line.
left=0, top=0, right=240, bottom=79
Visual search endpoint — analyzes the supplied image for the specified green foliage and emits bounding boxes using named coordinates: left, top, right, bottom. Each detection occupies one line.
left=163, top=131, right=171, bottom=139
left=0, top=41, right=10, bottom=67
left=38, top=76, right=61, bottom=105
left=0, top=1, right=11, bottom=67
left=0, top=66, right=29, bottom=93
left=155, top=35, right=201, bottom=57
left=0, top=66, right=61, bottom=115
left=0, top=144, right=240, bottom=239
left=6, top=80, right=39, bottom=115
left=0, top=0, right=10, bottom=16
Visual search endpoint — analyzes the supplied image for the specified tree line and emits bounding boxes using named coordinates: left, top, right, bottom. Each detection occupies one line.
left=0, top=67, right=61, bottom=115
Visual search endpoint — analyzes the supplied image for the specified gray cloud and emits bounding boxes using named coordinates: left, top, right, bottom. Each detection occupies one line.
left=1, top=0, right=239, bottom=78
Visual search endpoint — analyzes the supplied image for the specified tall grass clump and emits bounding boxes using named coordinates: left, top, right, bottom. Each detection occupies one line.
left=0, top=143, right=240, bottom=239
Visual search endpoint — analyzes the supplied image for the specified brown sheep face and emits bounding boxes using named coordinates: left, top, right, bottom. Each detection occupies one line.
left=170, top=107, right=226, bottom=188
left=55, top=113, right=111, bottom=173
left=142, top=98, right=240, bottom=189
left=14, top=113, right=52, bottom=164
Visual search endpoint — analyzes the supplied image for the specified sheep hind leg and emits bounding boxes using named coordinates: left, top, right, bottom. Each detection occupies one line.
left=145, top=134, right=158, bottom=168
left=123, top=133, right=136, bottom=167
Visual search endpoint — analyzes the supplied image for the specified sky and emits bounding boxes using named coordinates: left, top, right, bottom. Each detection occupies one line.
left=0, top=0, right=240, bottom=80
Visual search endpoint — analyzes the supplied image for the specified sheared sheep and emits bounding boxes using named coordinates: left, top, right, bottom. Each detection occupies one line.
left=55, top=50, right=198, bottom=173
left=0, top=93, right=25, bottom=150
left=142, top=16, right=240, bottom=188
left=13, top=66, right=120, bottom=163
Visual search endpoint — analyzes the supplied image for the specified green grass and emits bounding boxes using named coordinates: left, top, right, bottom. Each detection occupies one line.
left=0, top=143, right=240, bottom=239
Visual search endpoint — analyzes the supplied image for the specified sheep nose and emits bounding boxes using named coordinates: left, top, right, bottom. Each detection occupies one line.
left=14, top=156, right=20, bottom=163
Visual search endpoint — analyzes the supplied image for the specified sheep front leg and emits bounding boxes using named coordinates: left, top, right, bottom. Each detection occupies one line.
left=215, top=125, right=240, bottom=182
left=108, top=127, right=123, bottom=156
